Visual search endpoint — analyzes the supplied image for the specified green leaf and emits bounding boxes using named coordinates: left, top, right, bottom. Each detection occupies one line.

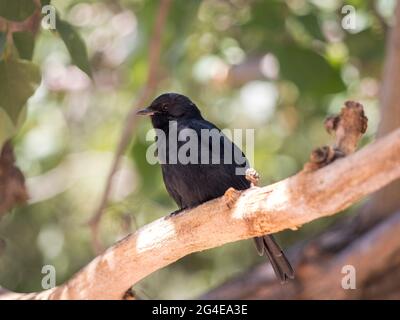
left=345, top=28, right=385, bottom=61
left=0, top=109, right=15, bottom=147
left=0, top=32, right=6, bottom=57
left=12, top=31, right=35, bottom=60
left=297, top=14, right=325, bottom=41
left=276, top=46, right=346, bottom=96
left=0, top=106, right=27, bottom=146
left=40, top=0, right=51, bottom=6
left=0, top=59, right=41, bottom=124
left=130, top=136, right=162, bottom=193
left=0, top=0, right=36, bottom=22
left=56, top=19, right=92, bottom=77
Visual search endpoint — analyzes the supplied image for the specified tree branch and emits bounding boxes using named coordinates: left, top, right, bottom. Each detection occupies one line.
left=202, top=210, right=400, bottom=300
left=1, top=122, right=399, bottom=299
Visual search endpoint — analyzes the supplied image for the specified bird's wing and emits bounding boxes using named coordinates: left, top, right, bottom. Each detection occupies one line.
left=188, top=119, right=249, bottom=167
left=161, top=168, right=184, bottom=208
left=186, top=119, right=250, bottom=191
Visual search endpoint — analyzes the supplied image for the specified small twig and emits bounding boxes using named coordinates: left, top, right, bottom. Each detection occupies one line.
left=0, top=140, right=29, bottom=217
left=87, top=0, right=172, bottom=253
left=304, top=101, right=368, bottom=172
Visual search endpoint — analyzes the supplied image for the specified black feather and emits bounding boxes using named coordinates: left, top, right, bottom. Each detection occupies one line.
left=142, top=92, right=294, bottom=283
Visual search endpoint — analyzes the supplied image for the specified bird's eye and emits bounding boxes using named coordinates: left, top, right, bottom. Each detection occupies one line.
left=161, top=103, right=168, bottom=112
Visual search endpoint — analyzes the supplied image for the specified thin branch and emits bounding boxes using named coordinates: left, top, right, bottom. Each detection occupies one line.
left=1, top=124, right=399, bottom=299
left=0, top=141, right=28, bottom=217
left=88, top=0, right=172, bottom=253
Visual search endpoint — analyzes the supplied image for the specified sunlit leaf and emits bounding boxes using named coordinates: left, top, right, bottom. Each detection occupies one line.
left=12, top=31, right=35, bottom=60
left=0, top=0, right=36, bottom=22
left=0, top=59, right=41, bottom=124
left=56, top=18, right=92, bottom=78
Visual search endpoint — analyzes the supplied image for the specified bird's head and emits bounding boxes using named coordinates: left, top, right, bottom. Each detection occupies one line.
left=137, top=93, right=202, bottom=128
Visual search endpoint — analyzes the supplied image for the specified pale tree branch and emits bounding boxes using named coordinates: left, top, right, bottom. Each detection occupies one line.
left=1, top=121, right=399, bottom=299
left=87, top=0, right=172, bottom=253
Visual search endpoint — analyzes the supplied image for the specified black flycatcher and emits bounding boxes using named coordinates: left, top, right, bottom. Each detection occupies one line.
left=137, top=92, right=294, bottom=283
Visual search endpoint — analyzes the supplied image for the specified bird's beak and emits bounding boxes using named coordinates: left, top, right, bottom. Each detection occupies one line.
left=137, top=107, right=155, bottom=116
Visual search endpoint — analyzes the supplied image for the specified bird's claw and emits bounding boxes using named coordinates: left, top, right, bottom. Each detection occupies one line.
left=224, top=187, right=241, bottom=209
left=245, top=168, right=260, bottom=187
left=169, top=208, right=184, bottom=217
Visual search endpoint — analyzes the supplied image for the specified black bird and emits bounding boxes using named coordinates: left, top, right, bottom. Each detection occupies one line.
left=137, top=92, right=294, bottom=283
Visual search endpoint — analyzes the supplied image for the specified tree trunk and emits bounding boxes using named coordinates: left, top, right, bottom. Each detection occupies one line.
left=357, top=2, right=400, bottom=229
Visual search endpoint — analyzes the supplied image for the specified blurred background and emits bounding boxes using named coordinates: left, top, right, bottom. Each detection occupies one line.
left=0, top=0, right=397, bottom=298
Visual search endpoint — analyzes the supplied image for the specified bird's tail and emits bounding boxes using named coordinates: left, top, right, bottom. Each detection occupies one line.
left=254, top=235, right=294, bottom=283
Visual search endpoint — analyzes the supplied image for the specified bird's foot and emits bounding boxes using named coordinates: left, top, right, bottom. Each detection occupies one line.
left=245, top=168, right=260, bottom=187
left=224, top=187, right=241, bottom=209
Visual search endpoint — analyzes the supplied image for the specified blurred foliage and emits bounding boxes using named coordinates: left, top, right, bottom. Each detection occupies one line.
left=13, top=31, right=35, bottom=60
left=0, top=0, right=394, bottom=298
left=56, top=16, right=92, bottom=77
left=0, top=59, right=40, bottom=123
left=0, top=0, right=36, bottom=22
